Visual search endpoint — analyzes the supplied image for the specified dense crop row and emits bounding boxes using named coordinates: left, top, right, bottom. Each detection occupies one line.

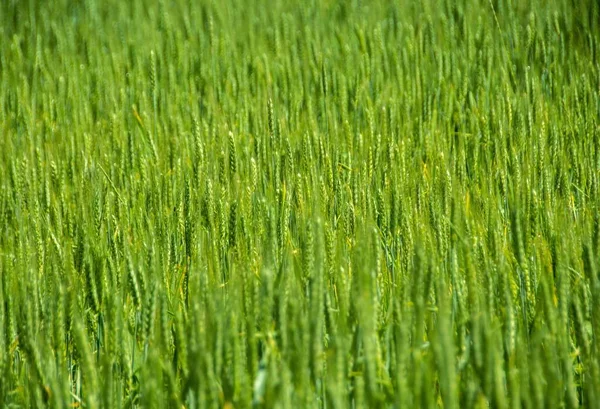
left=1, top=0, right=600, bottom=407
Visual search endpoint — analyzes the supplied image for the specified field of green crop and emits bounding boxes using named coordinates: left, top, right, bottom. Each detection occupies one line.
left=1, top=0, right=599, bottom=407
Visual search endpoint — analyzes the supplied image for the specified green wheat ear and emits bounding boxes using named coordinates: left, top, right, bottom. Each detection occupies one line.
left=268, top=98, right=276, bottom=149
left=228, top=131, right=237, bottom=177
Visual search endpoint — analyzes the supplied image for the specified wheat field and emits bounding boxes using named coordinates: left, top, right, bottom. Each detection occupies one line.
left=1, top=0, right=600, bottom=408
